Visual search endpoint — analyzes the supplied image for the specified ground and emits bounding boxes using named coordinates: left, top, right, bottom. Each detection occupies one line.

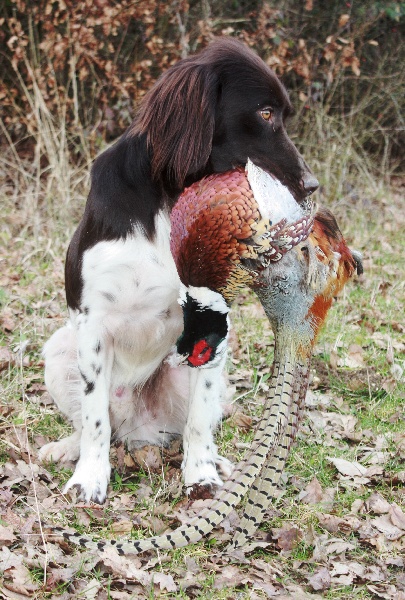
left=0, top=177, right=404, bottom=599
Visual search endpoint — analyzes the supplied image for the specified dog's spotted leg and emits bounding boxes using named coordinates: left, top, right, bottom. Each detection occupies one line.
left=182, top=357, right=232, bottom=495
left=63, top=313, right=113, bottom=503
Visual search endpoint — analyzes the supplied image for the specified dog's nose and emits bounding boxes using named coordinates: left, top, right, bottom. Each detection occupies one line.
left=301, top=173, right=319, bottom=195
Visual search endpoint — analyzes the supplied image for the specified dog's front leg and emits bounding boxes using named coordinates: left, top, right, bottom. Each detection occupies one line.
left=63, top=319, right=113, bottom=503
left=182, top=357, right=233, bottom=493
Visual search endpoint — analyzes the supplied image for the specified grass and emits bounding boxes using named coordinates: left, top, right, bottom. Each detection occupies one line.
left=0, top=83, right=404, bottom=597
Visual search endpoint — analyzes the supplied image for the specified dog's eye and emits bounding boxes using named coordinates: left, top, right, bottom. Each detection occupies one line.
left=260, top=108, right=274, bottom=121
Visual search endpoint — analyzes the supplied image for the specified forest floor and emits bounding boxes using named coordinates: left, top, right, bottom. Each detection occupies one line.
left=0, top=171, right=404, bottom=599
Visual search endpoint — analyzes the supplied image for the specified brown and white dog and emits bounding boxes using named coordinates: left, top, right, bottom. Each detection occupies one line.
left=39, top=38, right=318, bottom=503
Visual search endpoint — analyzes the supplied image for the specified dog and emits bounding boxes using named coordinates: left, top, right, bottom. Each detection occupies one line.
left=39, top=38, right=318, bottom=503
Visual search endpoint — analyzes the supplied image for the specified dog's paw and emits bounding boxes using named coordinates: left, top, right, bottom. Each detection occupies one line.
left=187, top=482, right=217, bottom=501
left=214, top=454, right=233, bottom=479
left=38, top=433, right=81, bottom=463
left=183, top=454, right=225, bottom=492
left=63, top=458, right=111, bottom=504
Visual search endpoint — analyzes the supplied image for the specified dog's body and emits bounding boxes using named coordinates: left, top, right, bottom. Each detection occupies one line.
left=40, top=38, right=318, bottom=503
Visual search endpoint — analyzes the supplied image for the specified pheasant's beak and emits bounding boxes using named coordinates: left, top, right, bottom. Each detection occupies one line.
left=188, top=339, right=214, bottom=367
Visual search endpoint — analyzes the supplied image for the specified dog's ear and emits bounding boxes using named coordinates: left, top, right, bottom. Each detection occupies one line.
left=133, top=63, right=218, bottom=189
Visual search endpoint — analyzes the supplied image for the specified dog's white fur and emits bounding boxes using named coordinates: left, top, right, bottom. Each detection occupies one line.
left=40, top=211, right=231, bottom=502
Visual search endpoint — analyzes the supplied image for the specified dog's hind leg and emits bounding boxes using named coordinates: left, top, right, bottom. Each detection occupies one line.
left=39, top=324, right=82, bottom=463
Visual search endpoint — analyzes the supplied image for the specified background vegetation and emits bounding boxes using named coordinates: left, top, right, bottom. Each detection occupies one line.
left=0, top=0, right=404, bottom=597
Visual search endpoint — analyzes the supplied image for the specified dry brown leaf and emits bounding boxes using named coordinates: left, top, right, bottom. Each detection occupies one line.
left=385, top=556, right=404, bottom=568
left=153, top=572, right=177, bottom=592
left=365, top=493, right=391, bottom=514
left=214, top=564, right=246, bottom=590
left=317, top=514, right=344, bottom=534
left=367, top=584, right=401, bottom=599
left=110, top=519, right=133, bottom=535
left=338, top=344, right=365, bottom=368
left=308, top=567, right=331, bottom=591
left=132, top=446, right=162, bottom=470
left=1, top=311, right=15, bottom=333
left=364, top=565, right=386, bottom=582
left=80, top=578, right=102, bottom=599
left=228, top=410, right=253, bottom=430
left=299, top=477, right=323, bottom=504
left=318, top=513, right=361, bottom=535
left=331, top=560, right=366, bottom=579
left=98, top=547, right=150, bottom=584
left=371, top=514, right=404, bottom=540
left=123, top=452, right=136, bottom=468
left=389, top=503, right=405, bottom=530
left=0, top=346, right=14, bottom=371
left=3, top=562, right=39, bottom=596
left=327, top=456, right=368, bottom=477
left=323, top=538, right=356, bottom=556
left=0, top=524, right=16, bottom=545
left=0, top=547, right=23, bottom=572
left=272, top=525, right=303, bottom=551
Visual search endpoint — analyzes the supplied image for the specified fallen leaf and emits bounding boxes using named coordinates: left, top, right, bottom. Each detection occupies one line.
left=110, top=519, right=134, bottom=535
left=385, top=556, right=404, bottom=568
left=337, top=344, right=365, bottom=369
left=0, top=346, right=14, bottom=371
left=371, top=514, right=404, bottom=540
left=227, top=411, right=252, bottom=431
left=0, top=547, right=23, bottom=571
left=308, top=567, right=331, bottom=591
left=389, top=503, right=405, bottom=530
left=365, top=493, right=391, bottom=514
left=1, top=311, right=15, bottom=332
left=363, top=565, right=386, bottom=582
left=299, top=477, right=323, bottom=504
left=132, top=446, right=162, bottom=470
left=366, top=584, right=401, bottom=599
left=80, top=578, right=102, bottom=599
left=3, top=562, right=39, bottom=595
left=272, top=525, right=303, bottom=551
left=331, top=561, right=366, bottom=579
left=153, top=572, right=177, bottom=592
left=327, top=457, right=368, bottom=477
left=316, top=514, right=342, bottom=535
left=98, top=547, right=150, bottom=584
left=0, top=524, right=16, bottom=545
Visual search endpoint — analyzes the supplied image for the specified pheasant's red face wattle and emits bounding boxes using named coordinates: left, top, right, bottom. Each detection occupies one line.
left=188, top=339, right=213, bottom=367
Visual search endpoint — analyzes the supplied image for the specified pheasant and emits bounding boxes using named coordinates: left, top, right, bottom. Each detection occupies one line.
left=170, top=159, right=314, bottom=368
left=51, top=162, right=361, bottom=555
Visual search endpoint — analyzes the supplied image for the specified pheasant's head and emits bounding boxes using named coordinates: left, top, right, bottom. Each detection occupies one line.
left=176, top=285, right=230, bottom=368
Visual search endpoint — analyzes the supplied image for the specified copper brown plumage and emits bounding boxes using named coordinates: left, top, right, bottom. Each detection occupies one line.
left=170, top=168, right=313, bottom=305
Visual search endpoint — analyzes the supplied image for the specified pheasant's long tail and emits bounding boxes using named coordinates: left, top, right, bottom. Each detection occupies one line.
left=230, top=359, right=310, bottom=550
left=52, top=357, right=296, bottom=555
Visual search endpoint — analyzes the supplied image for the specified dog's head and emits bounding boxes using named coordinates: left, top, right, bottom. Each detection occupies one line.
left=133, top=38, right=318, bottom=204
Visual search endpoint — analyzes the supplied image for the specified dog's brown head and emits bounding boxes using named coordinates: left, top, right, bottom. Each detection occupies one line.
left=133, top=38, right=318, bottom=203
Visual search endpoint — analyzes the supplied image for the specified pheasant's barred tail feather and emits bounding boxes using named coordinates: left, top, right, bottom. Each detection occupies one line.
left=231, top=360, right=310, bottom=550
